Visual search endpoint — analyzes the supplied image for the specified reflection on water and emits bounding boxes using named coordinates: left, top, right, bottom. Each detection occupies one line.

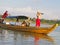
left=0, top=28, right=55, bottom=45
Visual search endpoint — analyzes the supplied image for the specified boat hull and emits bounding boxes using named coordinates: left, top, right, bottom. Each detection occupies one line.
left=0, top=23, right=58, bottom=34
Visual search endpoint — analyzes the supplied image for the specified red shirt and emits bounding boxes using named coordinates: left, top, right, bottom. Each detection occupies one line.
left=2, top=11, right=8, bottom=18
left=36, top=18, right=40, bottom=27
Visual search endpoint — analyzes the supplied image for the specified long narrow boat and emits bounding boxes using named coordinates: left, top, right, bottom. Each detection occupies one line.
left=0, top=23, right=58, bottom=34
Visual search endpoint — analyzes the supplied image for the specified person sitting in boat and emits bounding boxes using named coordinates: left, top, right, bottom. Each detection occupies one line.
left=21, top=21, right=27, bottom=26
left=15, top=18, right=21, bottom=26
left=15, top=21, right=21, bottom=26
left=25, top=17, right=31, bottom=27
left=27, top=22, right=30, bottom=27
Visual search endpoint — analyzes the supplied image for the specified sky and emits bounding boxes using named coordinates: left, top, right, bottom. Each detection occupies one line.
left=0, top=0, right=60, bottom=20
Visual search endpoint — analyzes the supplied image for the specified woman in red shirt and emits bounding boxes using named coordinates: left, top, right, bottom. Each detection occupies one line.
left=36, top=16, right=40, bottom=27
left=36, top=11, right=42, bottom=27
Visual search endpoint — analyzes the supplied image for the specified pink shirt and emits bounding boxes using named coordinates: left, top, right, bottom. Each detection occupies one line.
left=36, top=18, right=40, bottom=27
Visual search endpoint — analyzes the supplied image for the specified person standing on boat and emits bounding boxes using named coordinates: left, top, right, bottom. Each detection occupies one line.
left=36, top=11, right=42, bottom=27
left=0, top=11, right=8, bottom=24
left=2, top=11, right=8, bottom=19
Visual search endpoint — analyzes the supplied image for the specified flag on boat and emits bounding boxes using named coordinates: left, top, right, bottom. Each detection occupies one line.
left=2, top=11, right=8, bottom=19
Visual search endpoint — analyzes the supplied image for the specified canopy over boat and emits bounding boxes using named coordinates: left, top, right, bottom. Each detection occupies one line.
left=7, top=15, right=29, bottom=19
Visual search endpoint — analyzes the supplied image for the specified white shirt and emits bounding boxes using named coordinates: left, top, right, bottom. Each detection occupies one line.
left=15, top=22, right=21, bottom=26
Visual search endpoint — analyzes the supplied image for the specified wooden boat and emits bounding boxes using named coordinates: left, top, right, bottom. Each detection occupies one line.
left=0, top=23, right=58, bottom=34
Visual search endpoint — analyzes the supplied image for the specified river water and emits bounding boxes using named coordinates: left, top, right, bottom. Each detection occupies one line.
left=0, top=25, right=60, bottom=45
